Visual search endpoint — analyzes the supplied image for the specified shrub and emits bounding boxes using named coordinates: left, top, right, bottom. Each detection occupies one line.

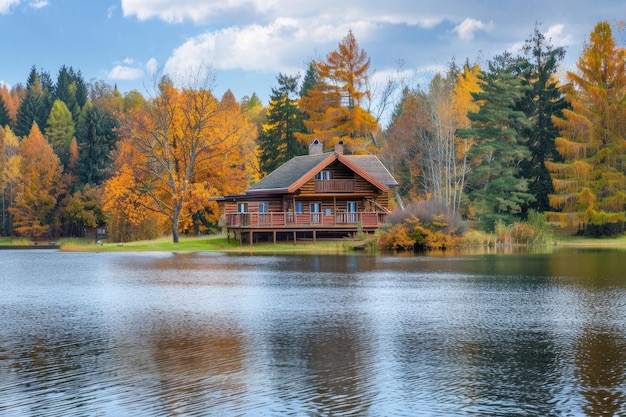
left=378, top=199, right=464, bottom=251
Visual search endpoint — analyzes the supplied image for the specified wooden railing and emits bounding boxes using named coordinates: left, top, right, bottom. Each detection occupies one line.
left=226, top=211, right=385, bottom=228
left=315, top=179, right=355, bottom=193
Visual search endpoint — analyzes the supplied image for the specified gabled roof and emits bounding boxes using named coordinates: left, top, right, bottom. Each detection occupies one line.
left=246, top=151, right=397, bottom=195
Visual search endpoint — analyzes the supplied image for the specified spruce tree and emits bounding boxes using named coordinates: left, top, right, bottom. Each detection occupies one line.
left=459, top=53, right=535, bottom=230
left=76, top=102, right=119, bottom=185
left=517, top=25, right=567, bottom=213
left=55, top=65, right=80, bottom=124
left=0, top=94, right=10, bottom=128
left=258, top=73, right=307, bottom=175
left=14, top=66, right=53, bottom=137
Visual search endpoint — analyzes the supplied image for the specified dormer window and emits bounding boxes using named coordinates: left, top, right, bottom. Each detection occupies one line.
left=315, top=170, right=333, bottom=180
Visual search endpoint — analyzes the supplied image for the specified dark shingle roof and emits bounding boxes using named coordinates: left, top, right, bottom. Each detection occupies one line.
left=342, top=155, right=398, bottom=187
left=247, top=152, right=332, bottom=193
left=246, top=151, right=397, bottom=194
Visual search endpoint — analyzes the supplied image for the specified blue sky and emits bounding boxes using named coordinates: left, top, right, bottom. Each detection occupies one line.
left=1, top=0, right=625, bottom=111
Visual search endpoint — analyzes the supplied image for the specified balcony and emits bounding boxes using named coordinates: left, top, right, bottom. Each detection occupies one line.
left=315, top=179, right=355, bottom=193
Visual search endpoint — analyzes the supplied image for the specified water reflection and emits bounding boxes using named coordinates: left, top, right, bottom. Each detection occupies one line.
left=1, top=249, right=626, bottom=416
left=575, top=327, right=626, bottom=416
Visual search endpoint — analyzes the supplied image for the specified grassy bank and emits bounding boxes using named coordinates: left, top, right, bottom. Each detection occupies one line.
left=552, top=230, right=626, bottom=247
left=5, top=227, right=626, bottom=254
left=58, top=234, right=355, bottom=254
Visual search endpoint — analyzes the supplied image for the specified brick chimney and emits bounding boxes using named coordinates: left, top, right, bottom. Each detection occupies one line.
left=334, top=141, right=344, bottom=155
left=309, top=138, right=323, bottom=155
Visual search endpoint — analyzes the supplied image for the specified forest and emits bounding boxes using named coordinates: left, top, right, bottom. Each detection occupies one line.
left=1, top=21, right=625, bottom=245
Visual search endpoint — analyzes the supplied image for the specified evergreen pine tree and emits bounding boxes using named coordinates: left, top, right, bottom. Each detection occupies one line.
left=517, top=25, right=567, bottom=213
left=258, top=73, right=307, bottom=175
left=0, top=94, right=10, bottom=128
left=14, top=66, right=53, bottom=137
left=459, top=53, right=535, bottom=230
left=54, top=65, right=81, bottom=124
left=76, top=102, right=119, bottom=185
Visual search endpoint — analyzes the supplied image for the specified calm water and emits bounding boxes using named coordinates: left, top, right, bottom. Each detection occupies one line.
left=1, top=248, right=626, bottom=416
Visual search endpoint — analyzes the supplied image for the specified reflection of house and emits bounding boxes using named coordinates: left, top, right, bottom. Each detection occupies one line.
left=217, top=140, right=398, bottom=245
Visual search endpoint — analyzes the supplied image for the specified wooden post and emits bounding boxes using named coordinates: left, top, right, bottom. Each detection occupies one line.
left=293, top=231, right=297, bottom=245
left=313, top=230, right=316, bottom=244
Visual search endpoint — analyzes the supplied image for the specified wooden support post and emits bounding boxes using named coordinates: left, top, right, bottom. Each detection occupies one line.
left=293, top=231, right=297, bottom=245
left=273, top=231, right=276, bottom=244
left=313, top=230, right=316, bottom=244
left=250, top=230, right=254, bottom=246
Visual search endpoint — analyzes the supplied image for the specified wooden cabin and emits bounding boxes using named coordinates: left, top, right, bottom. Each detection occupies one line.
left=217, top=140, right=398, bottom=245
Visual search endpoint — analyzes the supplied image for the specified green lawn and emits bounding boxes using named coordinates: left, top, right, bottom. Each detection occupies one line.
left=58, top=234, right=354, bottom=254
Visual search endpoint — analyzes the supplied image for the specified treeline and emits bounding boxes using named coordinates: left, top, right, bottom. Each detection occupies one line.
left=1, top=21, right=625, bottom=242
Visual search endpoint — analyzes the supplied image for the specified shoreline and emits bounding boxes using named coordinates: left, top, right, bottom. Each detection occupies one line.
left=3, top=233, right=626, bottom=254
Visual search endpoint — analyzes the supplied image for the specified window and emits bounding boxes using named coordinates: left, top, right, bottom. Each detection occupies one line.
left=347, top=201, right=358, bottom=223
left=315, top=170, right=333, bottom=180
left=310, top=202, right=321, bottom=224
left=310, top=203, right=321, bottom=213
left=295, top=201, right=303, bottom=214
left=238, top=202, right=248, bottom=213
left=258, top=202, right=269, bottom=213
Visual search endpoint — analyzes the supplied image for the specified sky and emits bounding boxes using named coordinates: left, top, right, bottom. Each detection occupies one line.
left=1, top=0, right=625, bottom=114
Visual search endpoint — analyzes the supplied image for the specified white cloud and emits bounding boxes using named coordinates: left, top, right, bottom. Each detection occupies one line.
left=163, top=16, right=381, bottom=78
left=29, top=0, right=47, bottom=9
left=164, top=19, right=305, bottom=74
left=545, top=24, right=574, bottom=47
left=108, top=65, right=144, bottom=80
left=453, top=18, right=492, bottom=41
left=0, top=0, right=20, bottom=14
left=146, top=58, right=158, bottom=74
left=121, top=0, right=279, bottom=24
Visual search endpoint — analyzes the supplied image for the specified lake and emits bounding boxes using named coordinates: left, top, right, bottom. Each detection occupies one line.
left=1, top=248, right=625, bottom=416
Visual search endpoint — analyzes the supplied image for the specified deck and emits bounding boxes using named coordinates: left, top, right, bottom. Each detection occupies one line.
left=226, top=211, right=385, bottom=229
left=225, top=211, right=387, bottom=245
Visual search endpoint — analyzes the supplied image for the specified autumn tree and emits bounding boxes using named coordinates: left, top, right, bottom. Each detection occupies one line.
left=123, top=89, right=147, bottom=112
left=547, top=21, right=626, bottom=230
left=9, top=123, right=64, bottom=238
left=384, top=62, right=481, bottom=216
left=459, top=53, right=535, bottom=230
left=62, top=184, right=104, bottom=237
left=0, top=84, right=18, bottom=125
left=0, top=127, right=21, bottom=235
left=258, top=73, right=307, bottom=175
left=384, top=88, right=429, bottom=201
left=297, top=30, right=379, bottom=153
left=451, top=62, right=483, bottom=217
left=104, top=72, right=256, bottom=243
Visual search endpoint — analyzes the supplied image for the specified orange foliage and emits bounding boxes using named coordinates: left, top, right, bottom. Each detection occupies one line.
left=103, top=81, right=256, bottom=242
left=297, top=30, right=379, bottom=153
left=549, top=21, right=626, bottom=222
left=9, top=124, right=64, bottom=238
